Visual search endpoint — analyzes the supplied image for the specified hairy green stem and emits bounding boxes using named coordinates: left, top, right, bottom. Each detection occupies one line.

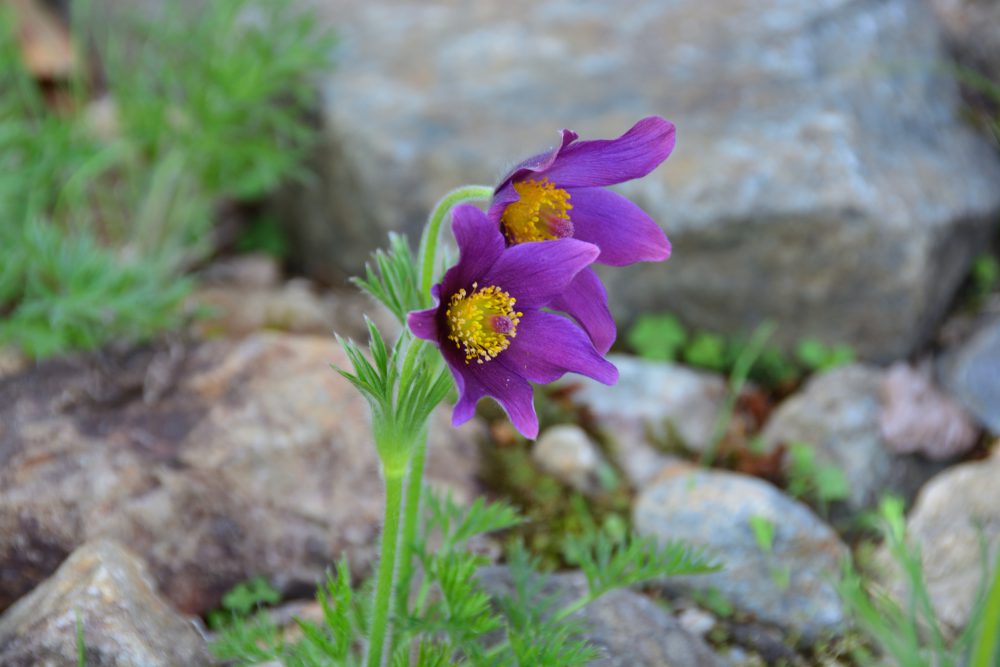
left=417, top=185, right=494, bottom=297
left=363, top=184, right=490, bottom=664
left=394, top=429, right=428, bottom=621
left=366, top=470, right=406, bottom=667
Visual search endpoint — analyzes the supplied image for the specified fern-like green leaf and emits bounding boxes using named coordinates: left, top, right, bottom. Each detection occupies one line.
left=562, top=530, right=720, bottom=604
left=352, top=233, right=422, bottom=324
left=424, top=493, right=524, bottom=553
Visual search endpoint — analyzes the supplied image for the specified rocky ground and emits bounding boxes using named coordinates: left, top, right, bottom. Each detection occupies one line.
left=3, top=0, right=1000, bottom=665
left=0, top=264, right=996, bottom=665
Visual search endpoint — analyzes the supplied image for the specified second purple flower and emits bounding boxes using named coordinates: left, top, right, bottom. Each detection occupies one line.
left=487, top=116, right=675, bottom=354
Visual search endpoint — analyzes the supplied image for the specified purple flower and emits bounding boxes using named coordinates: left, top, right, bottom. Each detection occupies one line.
left=408, top=204, right=618, bottom=439
left=487, top=116, right=675, bottom=354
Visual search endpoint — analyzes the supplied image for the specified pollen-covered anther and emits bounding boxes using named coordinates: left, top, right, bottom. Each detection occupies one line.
left=445, top=282, right=522, bottom=364
left=500, top=178, right=573, bottom=244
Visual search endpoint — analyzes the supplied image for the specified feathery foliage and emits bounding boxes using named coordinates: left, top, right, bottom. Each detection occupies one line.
left=212, top=488, right=716, bottom=666
left=353, top=233, right=423, bottom=325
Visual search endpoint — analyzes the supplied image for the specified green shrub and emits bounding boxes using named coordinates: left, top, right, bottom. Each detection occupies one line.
left=0, top=0, right=332, bottom=358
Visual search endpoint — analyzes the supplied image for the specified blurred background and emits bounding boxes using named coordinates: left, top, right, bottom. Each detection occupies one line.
left=1, top=0, right=999, bottom=664
left=4, top=0, right=999, bottom=362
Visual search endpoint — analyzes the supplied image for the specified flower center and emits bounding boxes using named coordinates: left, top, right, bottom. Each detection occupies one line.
left=500, top=178, right=573, bottom=244
left=446, top=282, right=523, bottom=364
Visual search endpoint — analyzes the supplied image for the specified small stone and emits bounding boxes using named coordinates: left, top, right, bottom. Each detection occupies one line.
left=532, top=424, right=612, bottom=496
left=476, top=567, right=723, bottom=667
left=84, top=95, right=119, bottom=142
left=879, top=454, right=1000, bottom=634
left=11, top=0, right=75, bottom=81
left=565, top=355, right=727, bottom=488
left=761, top=364, right=942, bottom=512
left=720, top=646, right=765, bottom=667
left=0, top=348, right=27, bottom=379
left=634, top=466, right=848, bottom=640
left=676, top=606, right=716, bottom=639
left=197, top=253, right=281, bottom=288
left=0, top=540, right=209, bottom=666
left=879, top=361, right=979, bottom=460
left=940, top=317, right=1000, bottom=434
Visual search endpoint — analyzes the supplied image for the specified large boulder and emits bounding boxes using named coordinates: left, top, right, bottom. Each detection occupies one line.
left=282, top=0, right=1000, bottom=360
left=0, top=540, right=210, bottom=667
left=0, top=333, right=481, bottom=615
left=634, top=465, right=849, bottom=640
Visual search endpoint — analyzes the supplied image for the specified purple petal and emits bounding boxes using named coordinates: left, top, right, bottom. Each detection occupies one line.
left=481, top=238, right=598, bottom=309
left=408, top=307, right=440, bottom=342
left=449, top=364, right=481, bottom=426
left=565, top=187, right=670, bottom=266
left=485, top=195, right=512, bottom=231
left=494, top=128, right=579, bottom=195
left=448, top=349, right=539, bottom=438
left=500, top=310, right=618, bottom=385
left=543, top=117, right=676, bottom=188
left=440, top=204, right=506, bottom=296
left=549, top=267, right=616, bottom=354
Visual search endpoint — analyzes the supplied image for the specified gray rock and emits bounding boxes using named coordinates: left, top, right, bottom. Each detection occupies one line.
left=564, top=355, right=727, bottom=488
left=197, top=253, right=282, bottom=288
left=940, top=317, right=1000, bottom=433
left=633, top=466, right=848, bottom=639
left=532, top=424, right=614, bottom=496
left=190, top=256, right=398, bottom=341
left=281, top=0, right=1000, bottom=360
left=879, top=361, right=980, bottom=460
left=880, top=454, right=1000, bottom=635
left=189, top=279, right=339, bottom=338
left=760, top=364, right=942, bottom=512
left=477, top=567, right=723, bottom=667
left=676, top=606, right=716, bottom=639
left=0, top=333, right=481, bottom=615
left=0, top=540, right=209, bottom=666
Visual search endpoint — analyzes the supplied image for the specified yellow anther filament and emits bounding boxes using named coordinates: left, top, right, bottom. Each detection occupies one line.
left=446, top=282, right=523, bottom=364
left=500, top=178, right=573, bottom=244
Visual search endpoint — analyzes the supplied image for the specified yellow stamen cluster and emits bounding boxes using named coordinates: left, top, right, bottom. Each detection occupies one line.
left=446, top=282, right=522, bottom=364
left=500, top=178, right=573, bottom=244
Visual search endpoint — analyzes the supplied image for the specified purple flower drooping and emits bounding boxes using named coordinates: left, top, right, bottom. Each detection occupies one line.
left=408, top=204, right=618, bottom=439
left=487, top=116, right=675, bottom=354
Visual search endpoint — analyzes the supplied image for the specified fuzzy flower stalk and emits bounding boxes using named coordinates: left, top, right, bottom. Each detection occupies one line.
left=338, top=119, right=675, bottom=667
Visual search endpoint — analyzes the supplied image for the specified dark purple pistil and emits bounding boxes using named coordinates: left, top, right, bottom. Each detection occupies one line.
left=544, top=213, right=574, bottom=239
left=491, top=315, right=514, bottom=334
